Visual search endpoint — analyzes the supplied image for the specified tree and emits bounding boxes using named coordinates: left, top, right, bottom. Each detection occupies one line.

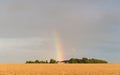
left=49, top=59, right=56, bottom=63
left=35, top=60, right=39, bottom=63
left=82, top=57, right=89, bottom=63
left=26, top=60, right=34, bottom=64
left=45, top=60, right=48, bottom=63
left=69, top=58, right=79, bottom=63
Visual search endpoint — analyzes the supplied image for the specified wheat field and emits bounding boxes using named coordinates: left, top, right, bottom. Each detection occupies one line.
left=0, top=64, right=120, bottom=75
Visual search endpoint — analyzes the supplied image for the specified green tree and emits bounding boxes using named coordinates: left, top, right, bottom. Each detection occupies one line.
left=49, top=59, right=56, bottom=63
left=45, top=60, right=48, bottom=63
left=35, top=60, right=40, bottom=63
left=26, top=60, right=34, bottom=64
left=82, top=57, right=89, bottom=63
left=69, top=58, right=79, bottom=63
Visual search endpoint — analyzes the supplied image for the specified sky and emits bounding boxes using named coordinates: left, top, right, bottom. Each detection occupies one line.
left=0, top=0, right=120, bottom=63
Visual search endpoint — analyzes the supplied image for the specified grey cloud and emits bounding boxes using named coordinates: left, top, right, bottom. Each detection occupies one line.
left=0, top=0, right=119, bottom=63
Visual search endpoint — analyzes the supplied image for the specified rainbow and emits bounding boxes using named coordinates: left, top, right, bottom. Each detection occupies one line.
left=54, top=32, right=64, bottom=61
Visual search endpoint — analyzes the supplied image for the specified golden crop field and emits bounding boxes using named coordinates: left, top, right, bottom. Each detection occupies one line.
left=0, top=64, right=120, bottom=75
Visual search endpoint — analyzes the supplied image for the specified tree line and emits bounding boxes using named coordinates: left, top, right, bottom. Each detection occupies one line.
left=68, top=58, right=108, bottom=63
left=26, top=57, right=108, bottom=64
left=26, top=59, right=56, bottom=64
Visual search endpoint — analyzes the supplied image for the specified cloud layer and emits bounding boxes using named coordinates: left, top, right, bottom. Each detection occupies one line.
left=0, top=0, right=120, bottom=63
